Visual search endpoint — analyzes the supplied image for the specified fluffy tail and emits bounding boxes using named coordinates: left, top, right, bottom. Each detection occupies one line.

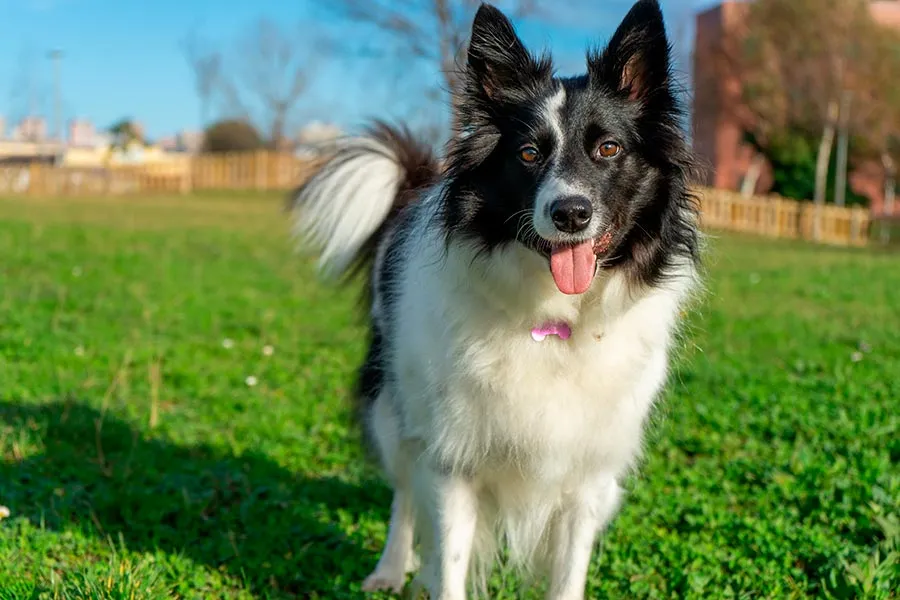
left=289, top=121, right=440, bottom=280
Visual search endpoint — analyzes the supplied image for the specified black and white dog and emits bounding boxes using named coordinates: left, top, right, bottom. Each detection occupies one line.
left=291, top=1, right=700, bottom=597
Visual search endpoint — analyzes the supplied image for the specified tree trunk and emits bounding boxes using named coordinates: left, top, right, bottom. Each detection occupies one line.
left=884, top=152, right=896, bottom=217
left=880, top=152, right=895, bottom=244
left=740, top=153, right=766, bottom=198
left=814, top=99, right=840, bottom=241
left=834, top=91, right=853, bottom=207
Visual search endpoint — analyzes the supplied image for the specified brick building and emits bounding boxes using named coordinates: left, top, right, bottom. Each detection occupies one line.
left=692, top=0, right=900, bottom=216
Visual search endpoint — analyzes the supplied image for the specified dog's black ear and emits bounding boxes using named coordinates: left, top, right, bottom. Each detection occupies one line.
left=466, top=3, right=550, bottom=100
left=589, top=0, right=670, bottom=101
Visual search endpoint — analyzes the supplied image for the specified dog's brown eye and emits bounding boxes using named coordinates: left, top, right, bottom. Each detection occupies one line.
left=519, top=145, right=541, bottom=164
left=595, top=141, right=621, bottom=160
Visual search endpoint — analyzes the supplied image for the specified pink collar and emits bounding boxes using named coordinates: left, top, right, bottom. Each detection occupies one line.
left=531, top=322, right=571, bottom=341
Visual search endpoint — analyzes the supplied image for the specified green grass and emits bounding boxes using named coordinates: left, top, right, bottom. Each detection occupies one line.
left=0, top=192, right=897, bottom=599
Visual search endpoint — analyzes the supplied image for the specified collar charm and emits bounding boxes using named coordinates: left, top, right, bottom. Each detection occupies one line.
left=531, top=322, right=572, bottom=342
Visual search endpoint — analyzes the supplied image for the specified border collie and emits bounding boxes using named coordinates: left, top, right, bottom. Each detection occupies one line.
left=290, top=1, right=701, bottom=597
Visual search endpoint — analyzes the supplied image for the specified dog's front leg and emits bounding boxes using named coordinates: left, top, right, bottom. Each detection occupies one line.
left=362, top=488, right=416, bottom=593
left=415, top=463, right=478, bottom=600
left=546, top=477, right=622, bottom=600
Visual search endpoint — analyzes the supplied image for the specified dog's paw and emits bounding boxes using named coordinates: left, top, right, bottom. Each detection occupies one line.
left=361, top=571, right=406, bottom=594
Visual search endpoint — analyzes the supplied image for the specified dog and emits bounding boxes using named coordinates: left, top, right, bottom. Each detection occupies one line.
left=290, top=1, right=701, bottom=597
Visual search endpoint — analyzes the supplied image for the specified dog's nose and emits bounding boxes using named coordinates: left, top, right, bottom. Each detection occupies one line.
left=549, top=196, right=593, bottom=233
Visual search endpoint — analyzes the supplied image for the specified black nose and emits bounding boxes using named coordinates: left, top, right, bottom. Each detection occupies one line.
left=549, top=196, right=593, bottom=233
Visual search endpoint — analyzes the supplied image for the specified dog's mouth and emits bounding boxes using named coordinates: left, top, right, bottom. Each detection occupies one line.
left=546, top=230, right=614, bottom=296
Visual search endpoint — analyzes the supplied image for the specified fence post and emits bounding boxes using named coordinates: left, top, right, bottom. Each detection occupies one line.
left=772, top=198, right=780, bottom=237
left=189, top=155, right=198, bottom=192
left=256, top=151, right=267, bottom=191
left=799, top=203, right=810, bottom=240
left=179, top=161, right=190, bottom=195
left=813, top=203, right=822, bottom=242
left=28, top=162, right=41, bottom=196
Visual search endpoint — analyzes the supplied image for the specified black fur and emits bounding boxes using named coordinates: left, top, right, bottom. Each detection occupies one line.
left=355, top=205, right=417, bottom=423
left=297, top=0, right=701, bottom=442
left=442, top=0, right=700, bottom=286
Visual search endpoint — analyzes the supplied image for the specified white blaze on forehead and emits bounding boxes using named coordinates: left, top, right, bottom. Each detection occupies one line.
left=542, top=84, right=566, bottom=151
left=532, top=84, right=601, bottom=241
left=533, top=85, right=571, bottom=239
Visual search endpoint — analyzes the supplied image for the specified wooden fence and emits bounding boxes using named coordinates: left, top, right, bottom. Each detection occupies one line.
left=697, top=188, right=871, bottom=247
left=0, top=151, right=317, bottom=197
left=0, top=150, right=877, bottom=246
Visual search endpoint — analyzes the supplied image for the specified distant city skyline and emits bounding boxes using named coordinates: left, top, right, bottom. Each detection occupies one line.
left=0, top=1, right=717, bottom=140
left=0, top=113, right=208, bottom=153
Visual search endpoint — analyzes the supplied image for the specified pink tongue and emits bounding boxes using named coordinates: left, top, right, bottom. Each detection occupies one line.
left=550, top=241, right=596, bottom=295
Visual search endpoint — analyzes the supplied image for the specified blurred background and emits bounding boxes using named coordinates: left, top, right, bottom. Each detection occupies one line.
left=0, top=1, right=897, bottom=599
left=0, top=0, right=898, bottom=234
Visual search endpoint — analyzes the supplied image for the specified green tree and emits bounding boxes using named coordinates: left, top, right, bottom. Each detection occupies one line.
left=202, top=119, right=264, bottom=153
left=107, top=119, right=144, bottom=149
left=707, top=0, right=900, bottom=214
left=105, top=118, right=146, bottom=166
left=765, top=131, right=866, bottom=206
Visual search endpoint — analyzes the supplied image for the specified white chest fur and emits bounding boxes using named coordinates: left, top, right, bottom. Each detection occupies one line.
left=392, top=226, right=695, bottom=486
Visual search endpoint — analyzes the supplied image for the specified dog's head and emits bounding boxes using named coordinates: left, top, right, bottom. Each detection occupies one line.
left=442, top=0, right=699, bottom=294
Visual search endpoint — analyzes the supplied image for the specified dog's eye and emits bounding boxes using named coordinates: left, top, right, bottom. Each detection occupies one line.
left=594, top=141, right=621, bottom=160
left=518, top=145, right=541, bottom=164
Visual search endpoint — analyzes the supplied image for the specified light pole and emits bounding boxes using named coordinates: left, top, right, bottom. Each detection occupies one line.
left=48, top=49, right=64, bottom=146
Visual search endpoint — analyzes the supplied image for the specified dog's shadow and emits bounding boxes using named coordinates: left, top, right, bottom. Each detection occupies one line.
left=1, top=398, right=390, bottom=598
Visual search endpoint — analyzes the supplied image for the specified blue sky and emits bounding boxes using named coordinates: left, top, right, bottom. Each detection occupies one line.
left=0, top=0, right=719, bottom=139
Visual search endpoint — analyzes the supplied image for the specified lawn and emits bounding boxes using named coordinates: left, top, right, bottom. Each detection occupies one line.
left=0, top=192, right=897, bottom=600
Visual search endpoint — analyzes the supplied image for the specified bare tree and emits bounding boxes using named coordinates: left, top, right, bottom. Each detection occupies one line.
left=181, top=31, right=221, bottom=130
left=8, top=47, right=49, bottom=142
left=327, top=0, right=541, bottom=102
left=228, top=20, right=320, bottom=149
left=182, top=20, right=321, bottom=149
